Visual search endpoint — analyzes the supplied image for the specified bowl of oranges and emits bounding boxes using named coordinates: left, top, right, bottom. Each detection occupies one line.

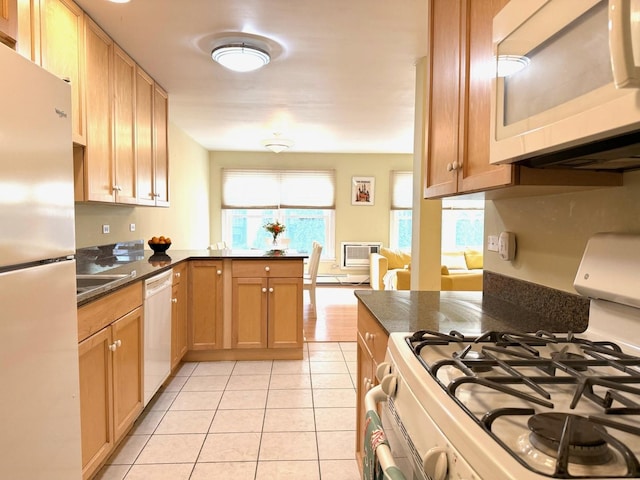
left=148, top=235, right=172, bottom=253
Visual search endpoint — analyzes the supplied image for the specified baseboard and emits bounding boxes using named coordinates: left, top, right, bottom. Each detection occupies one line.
left=317, top=274, right=370, bottom=285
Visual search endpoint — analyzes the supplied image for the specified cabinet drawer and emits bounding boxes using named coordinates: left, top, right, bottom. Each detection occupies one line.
left=232, top=259, right=303, bottom=278
left=77, top=282, right=142, bottom=342
left=357, top=302, right=388, bottom=364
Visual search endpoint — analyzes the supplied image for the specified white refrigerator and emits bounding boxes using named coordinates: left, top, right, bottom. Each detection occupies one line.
left=0, top=44, right=82, bottom=478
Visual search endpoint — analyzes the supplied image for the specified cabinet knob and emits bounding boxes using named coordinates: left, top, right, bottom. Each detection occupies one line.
left=365, top=332, right=375, bottom=342
left=269, top=287, right=274, bottom=293
left=154, top=193, right=161, bottom=198
left=175, top=272, right=181, bottom=278
left=363, top=377, right=373, bottom=391
left=112, top=185, right=122, bottom=192
left=262, top=287, right=267, bottom=293
left=171, top=298, right=178, bottom=303
left=115, top=339, right=122, bottom=348
left=452, top=161, right=460, bottom=170
left=446, top=163, right=454, bottom=172
left=264, top=266, right=270, bottom=272
left=109, top=343, right=117, bottom=352
left=217, top=270, right=222, bottom=275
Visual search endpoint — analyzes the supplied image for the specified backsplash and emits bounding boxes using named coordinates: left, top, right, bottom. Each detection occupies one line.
left=483, top=270, right=590, bottom=332
left=76, top=240, right=145, bottom=275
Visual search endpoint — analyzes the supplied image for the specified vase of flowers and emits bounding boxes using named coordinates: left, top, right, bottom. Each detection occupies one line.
left=264, top=220, right=286, bottom=248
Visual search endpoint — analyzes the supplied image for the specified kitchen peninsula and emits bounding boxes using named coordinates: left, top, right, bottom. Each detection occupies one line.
left=76, top=243, right=307, bottom=362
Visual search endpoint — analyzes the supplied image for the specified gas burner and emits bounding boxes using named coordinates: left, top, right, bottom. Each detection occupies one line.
left=452, top=345, right=492, bottom=373
left=528, top=413, right=612, bottom=465
left=550, top=351, right=589, bottom=372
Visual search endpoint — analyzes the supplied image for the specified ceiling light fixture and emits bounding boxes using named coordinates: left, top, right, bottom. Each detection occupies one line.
left=211, top=43, right=270, bottom=72
left=262, top=134, right=293, bottom=153
left=497, top=55, right=530, bottom=77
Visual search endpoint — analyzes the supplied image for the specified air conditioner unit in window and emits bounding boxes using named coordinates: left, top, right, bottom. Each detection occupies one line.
left=341, top=242, right=383, bottom=268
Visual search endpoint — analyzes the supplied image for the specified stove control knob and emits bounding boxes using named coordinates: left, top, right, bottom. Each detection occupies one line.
left=376, top=362, right=391, bottom=381
left=380, top=374, right=398, bottom=397
left=423, top=447, right=447, bottom=480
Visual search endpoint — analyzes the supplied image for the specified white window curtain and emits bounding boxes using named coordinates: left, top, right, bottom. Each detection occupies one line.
left=222, top=169, right=336, bottom=209
left=390, top=171, right=413, bottom=209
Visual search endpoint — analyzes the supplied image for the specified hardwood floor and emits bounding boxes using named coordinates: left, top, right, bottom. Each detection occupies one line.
left=303, top=284, right=367, bottom=342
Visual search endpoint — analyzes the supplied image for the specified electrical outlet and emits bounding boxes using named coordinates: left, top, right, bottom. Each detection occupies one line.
left=102, top=224, right=110, bottom=234
left=487, top=235, right=498, bottom=252
left=129, top=223, right=136, bottom=232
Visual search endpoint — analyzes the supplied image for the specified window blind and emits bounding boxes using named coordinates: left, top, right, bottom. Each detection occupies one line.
left=222, top=169, right=336, bottom=209
left=390, top=171, right=413, bottom=209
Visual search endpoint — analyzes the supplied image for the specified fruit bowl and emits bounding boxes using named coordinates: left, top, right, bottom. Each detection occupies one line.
left=148, top=241, right=171, bottom=254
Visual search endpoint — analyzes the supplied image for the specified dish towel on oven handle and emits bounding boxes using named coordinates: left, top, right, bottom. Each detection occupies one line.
left=363, top=410, right=407, bottom=480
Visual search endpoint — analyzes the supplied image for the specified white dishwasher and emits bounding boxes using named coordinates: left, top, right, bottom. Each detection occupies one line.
left=143, top=269, right=173, bottom=406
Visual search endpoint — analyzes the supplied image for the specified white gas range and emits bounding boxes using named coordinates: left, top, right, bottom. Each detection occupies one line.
left=367, top=233, right=640, bottom=480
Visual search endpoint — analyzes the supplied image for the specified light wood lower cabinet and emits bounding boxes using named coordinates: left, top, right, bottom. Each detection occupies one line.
left=0, top=0, right=16, bottom=48
left=77, top=283, right=143, bottom=480
left=188, top=260, right=224, bottom=350
left=355, top=301, right=389, bottom=475
left=171, top=262, right=188, bottom=369
left=231, top=260, right=303, bottom=350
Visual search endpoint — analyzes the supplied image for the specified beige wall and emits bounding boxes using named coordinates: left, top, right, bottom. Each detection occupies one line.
left=484, top=169, right=640, bottom=293
left=209, top=151, right=413, bottom=275
left=75, top=122, right=211, bottom=250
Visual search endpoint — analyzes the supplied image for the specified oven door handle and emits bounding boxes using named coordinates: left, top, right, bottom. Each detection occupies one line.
left=364, top=385, right=407, bottom=479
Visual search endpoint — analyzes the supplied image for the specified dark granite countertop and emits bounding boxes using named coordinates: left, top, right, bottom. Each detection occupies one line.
left=354, top=286, right=589, bottom=336
left=76, top=245, right=308, bottom=306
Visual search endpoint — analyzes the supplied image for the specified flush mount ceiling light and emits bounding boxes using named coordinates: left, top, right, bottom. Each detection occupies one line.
left=262, top=134, right=293, bottom=153
left=497, top=55, right=530, bottom=77
left=211, top=43, right=270, bottom=72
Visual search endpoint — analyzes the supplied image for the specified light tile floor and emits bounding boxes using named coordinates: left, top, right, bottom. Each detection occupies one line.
left=95, top=342, right=360, bottom=480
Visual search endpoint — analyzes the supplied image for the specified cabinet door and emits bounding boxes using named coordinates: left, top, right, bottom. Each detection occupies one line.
left=267, top=277, right=303, bottom=349
left=112, top=44, right=137, bottom=204
left=0, top=0, right=16, bottom=48
left=188, top=261, right=223, bottom=350
left=459, top=0, right=513, bottom=193
left=171, top=266, right=188, bottom=369
left=153, top=83, right=169, bottom=206
left=84, top=16, right=114, bottom=203
left=135, top=66, right=155, bottom=206
left=424, top=0, right=464, bottom=198
left=78, top=326, right=113, bottom=480
left=355, top=334, right=375, bottom=470
left=231, top=277, right=268, bottom=349
left=111, top=307, right=143, bottom=441
left=39, top=0, right=85, bottom=144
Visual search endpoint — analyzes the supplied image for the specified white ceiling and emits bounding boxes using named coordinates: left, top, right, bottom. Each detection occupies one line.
left=74, top=0, right=428, bottom=154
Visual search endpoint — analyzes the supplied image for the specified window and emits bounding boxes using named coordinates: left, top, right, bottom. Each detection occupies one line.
left=390, top=171, right=413, bottom=251
left=221, top=169, right=336, bottom=257
left=441, top=199, right=484, bottom=251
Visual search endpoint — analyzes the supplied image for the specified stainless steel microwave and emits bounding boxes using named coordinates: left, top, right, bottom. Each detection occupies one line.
left=489, top=0, right=640, bottom=170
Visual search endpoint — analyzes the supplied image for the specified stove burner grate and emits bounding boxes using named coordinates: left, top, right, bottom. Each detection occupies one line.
left=528, top=413, right=612, bottom=465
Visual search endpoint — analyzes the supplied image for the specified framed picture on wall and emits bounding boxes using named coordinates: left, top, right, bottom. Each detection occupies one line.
left=352, top=176, right=375, bottom=206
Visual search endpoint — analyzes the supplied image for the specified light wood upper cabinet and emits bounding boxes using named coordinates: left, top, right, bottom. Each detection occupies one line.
left=137, top=72, right=169, bottom=206
left=424, top=0, right=621, bottom=199
left=0, top=0, right=17, bottom=48
left=112, top=44, right=137, bottom=204
left=424, top=0, right=511, bottom=198
left=83, top=16, right=114, bottom=203
left=135, top=66, right=155, bottom=205
left=38, top=0, right=86, bottom=144
left=153, top=83, right=169, bottom=206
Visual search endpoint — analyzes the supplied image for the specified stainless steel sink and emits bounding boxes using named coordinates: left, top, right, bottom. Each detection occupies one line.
left=76, top=273, right=131, bottom=295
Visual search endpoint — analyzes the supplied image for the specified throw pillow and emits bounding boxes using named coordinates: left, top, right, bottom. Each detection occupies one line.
left=464, top=249, right=483, bottom=270
left=441, top=265, right=450, bottom=275
left=380, top=247, right=411, bottom=270
left=441, top=251, right=468, bottom=270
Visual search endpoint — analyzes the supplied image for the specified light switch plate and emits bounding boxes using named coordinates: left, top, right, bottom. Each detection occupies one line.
left=102, top=224, right=110, bottom=234
left=487, top=235, right=498, bottom=252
